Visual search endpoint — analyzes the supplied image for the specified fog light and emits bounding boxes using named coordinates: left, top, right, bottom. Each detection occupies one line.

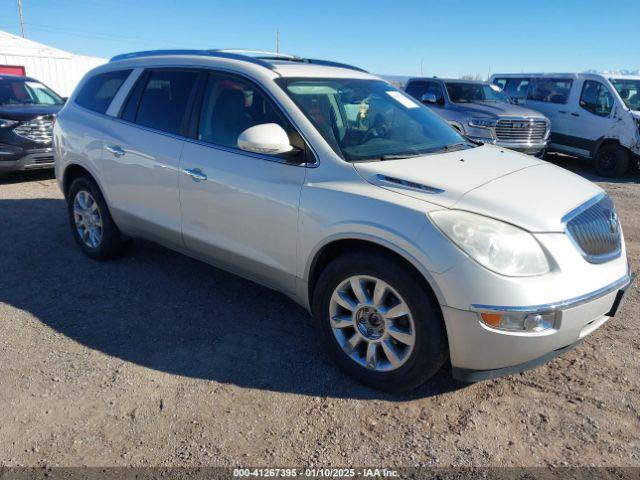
left=480, top=311, right=555, bottom=332
left=523, top=314, right=554, bottom=332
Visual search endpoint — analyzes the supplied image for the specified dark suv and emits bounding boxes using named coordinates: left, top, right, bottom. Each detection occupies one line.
left=0, top=74, right=65, bottom=172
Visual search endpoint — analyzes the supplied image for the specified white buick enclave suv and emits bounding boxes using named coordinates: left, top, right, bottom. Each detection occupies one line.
left=54, top=50, right=634, bottom=392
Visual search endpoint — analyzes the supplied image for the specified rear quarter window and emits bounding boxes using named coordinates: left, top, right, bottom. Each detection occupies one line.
left=75, top=70, right=132, bottom=114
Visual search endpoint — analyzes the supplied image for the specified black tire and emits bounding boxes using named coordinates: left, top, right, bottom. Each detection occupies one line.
left=67, top=176, right=127, bottom=260
left=594, top=143, right=630, bottom=178
left=312, top=251, right=448, bottom=392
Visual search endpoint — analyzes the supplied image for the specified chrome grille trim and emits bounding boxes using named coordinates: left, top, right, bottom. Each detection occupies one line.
left=563, top=193, right=622, bottom=264
left=494, top=119, right=548, bottom=143
left=13, top=115, right=54, bottom=144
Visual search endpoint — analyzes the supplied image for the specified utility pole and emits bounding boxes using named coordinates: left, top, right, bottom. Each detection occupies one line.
left=420, top=58, right=424, bottom=77
left=276, top=28, right=280, bottom=53
left=17, top=0, right=26, bottom=38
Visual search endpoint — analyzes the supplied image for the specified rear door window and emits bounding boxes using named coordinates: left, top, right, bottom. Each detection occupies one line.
left=580, top=80, right=614, bottom=117
left=124, top=69, right=199, bottom=135
left=75, top=70, right=132, bottom=114
left=527, top=78, right=573, bottom=104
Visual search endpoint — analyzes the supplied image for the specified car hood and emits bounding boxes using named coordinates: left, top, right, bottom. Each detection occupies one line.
left=0, top=104, right=62, bottom=120
left=354, top=144, right=602, bottom=232
left=449, top=101, right=547, bottom=119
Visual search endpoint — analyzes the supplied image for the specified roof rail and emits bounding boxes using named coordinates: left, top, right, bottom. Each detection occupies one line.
left=305, top=58, right=368, bottom=73
left=212, top=49, right=302, bottom=60
left=109, top=49, right=276, bottom=69
left=213, top=49, right=368, bottom=72
left=109, top=49, right=368, bottom=73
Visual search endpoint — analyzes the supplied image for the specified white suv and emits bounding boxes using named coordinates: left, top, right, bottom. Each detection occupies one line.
left=491, top=73, right=640, bottom=177
left=54, top=50, right=634, bottom=391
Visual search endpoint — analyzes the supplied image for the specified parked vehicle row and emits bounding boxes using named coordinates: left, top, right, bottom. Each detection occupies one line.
left=491, top=73, right=640, bottom=177
left=404, top=77, right=550, bottom=157
left=3, top=66, right=639, bottom=178
left=53, top=50, right=634, bottom=391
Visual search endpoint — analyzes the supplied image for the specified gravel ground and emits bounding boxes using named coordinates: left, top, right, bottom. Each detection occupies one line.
left=0, top=156, right=638, bottom=469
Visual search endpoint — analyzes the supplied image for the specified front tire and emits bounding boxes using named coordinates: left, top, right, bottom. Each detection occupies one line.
left=313, top=251, right=448, bottom=392
left=67, top=176, right=127, bottom=260
left=594, top=143, right=630, bottom=177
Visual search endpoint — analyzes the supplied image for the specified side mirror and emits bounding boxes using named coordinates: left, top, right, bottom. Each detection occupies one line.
left=238, top=123, right=293, bottom=155
left=420, top=93, right=438, bottom=104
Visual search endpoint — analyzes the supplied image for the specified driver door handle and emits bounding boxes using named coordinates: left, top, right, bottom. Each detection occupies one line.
left=106, top=145, right=125, bottom=158
left=182, top=167, right=207, bottom=182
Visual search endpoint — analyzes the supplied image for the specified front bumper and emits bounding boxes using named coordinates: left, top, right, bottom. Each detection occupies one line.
left=444, top=269, right=635, bottom=382
left=495, top=140, right=547, bottom=156
left=0, top=144, right=54, bottom=171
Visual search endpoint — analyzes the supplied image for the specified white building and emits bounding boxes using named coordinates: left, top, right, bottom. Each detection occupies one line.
left=0, top=30, right=106, bottom=97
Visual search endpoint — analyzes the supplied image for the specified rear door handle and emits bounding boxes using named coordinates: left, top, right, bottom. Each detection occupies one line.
left=106, top=145, right=125, bottom=158
left=182, top=168, right=207, bottom=182
left=570, top=112, right=580, bottom=117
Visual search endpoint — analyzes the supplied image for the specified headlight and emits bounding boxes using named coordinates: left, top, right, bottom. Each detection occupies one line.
left=429, top=210, right=550, bottom=276
left=468, top=118, right=496, bottom=128
left=0, top=118, right=19, bottom=128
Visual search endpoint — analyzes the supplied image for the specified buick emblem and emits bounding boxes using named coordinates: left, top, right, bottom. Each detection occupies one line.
left=608, top=210, right=619, bottom=235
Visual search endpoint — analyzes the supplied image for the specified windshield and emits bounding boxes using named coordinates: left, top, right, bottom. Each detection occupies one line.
left=0, top=78, right=64, bottom=106
left=446, top=82, right=510, bottom=104
left=610, top=78, right=640, bottom=111
left=276, top=78, right=471, bottom=162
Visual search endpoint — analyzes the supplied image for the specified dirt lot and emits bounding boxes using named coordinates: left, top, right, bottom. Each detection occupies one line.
left=0, top=156, right=639, bottom=469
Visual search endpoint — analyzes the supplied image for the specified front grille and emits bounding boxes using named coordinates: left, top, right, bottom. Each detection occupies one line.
left=565, top=195, right=622, bottom=264
left=495, top=119, right=548, bottom=143
left=13, top=115, right=54, bottom=144
left=33, top=155, right=54, bottom=164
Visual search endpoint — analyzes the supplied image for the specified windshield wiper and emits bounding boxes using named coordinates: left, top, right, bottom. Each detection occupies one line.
left=429, top=142, right=473, bottom=154
left=379, top=153, right=423, bottom=160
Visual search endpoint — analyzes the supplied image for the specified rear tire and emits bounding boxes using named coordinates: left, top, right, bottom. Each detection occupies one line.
left=67, top=176, right=127, bottom=260
left=594, top=144, right=630, bottom=178
left=312, top=251, right=448, bottom=392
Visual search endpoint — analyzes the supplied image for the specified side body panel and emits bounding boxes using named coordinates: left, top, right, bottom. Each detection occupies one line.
left=101, top=119, right=185, bottom=248
left=54, top=106, right=111, bottom=198
left=179, top=142, right=306, bottom=295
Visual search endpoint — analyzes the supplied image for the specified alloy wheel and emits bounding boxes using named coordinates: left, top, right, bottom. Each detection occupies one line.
left=73, top=190, right=103, bottom=249
left=329, top=275, right=416, bottom=372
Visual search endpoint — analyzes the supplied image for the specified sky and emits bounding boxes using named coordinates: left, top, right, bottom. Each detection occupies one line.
left=0, top=0, right=637, bottom=78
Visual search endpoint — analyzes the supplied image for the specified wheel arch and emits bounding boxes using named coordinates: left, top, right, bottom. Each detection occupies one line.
left=62, top=163, right=101, bottom=199
left=305, top=236, right=445, bottom=314
left=591, top=136, right=627, bottom=158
